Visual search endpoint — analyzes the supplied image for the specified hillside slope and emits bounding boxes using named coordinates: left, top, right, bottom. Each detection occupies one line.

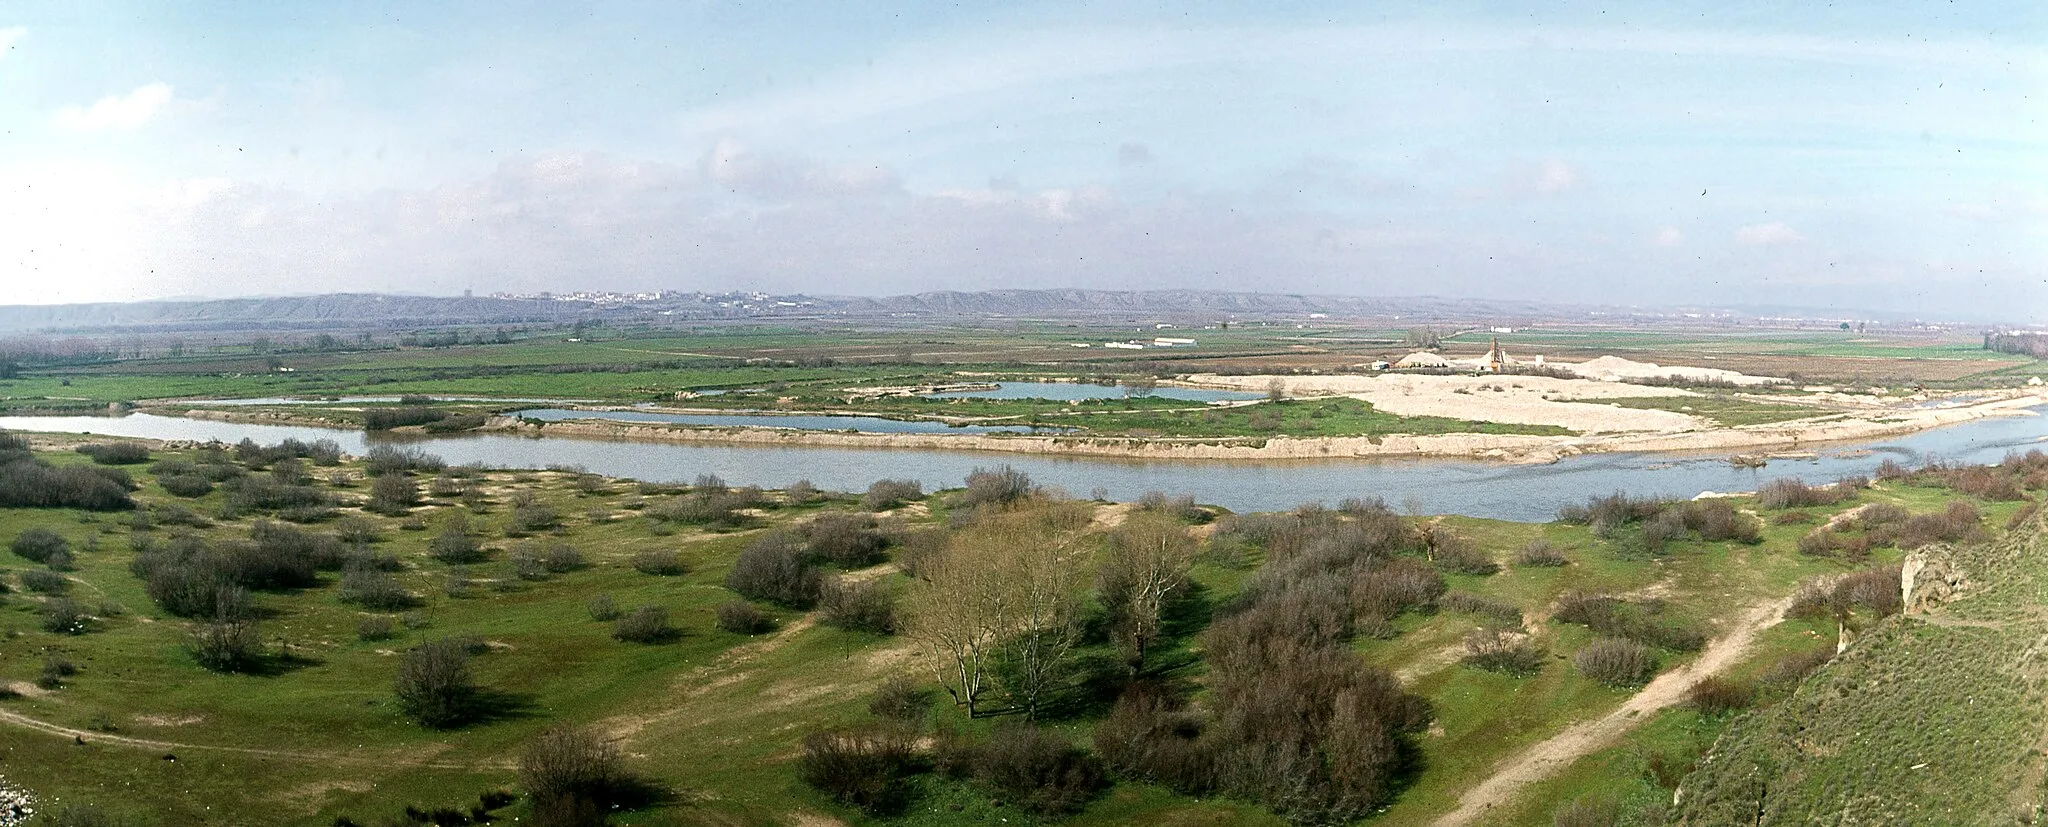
left=1674, top=506, right=2048, bottom=824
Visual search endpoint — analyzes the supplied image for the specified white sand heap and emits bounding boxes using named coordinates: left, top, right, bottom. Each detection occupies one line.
left=1560, top=355, right=1785, bottom=387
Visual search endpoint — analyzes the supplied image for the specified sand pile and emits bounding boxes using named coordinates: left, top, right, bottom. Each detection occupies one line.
left=1561, top=356, right=1784, bottom=387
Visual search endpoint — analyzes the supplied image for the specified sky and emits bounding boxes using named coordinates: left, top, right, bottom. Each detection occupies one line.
left=0, top=2, right=2043, bottom=319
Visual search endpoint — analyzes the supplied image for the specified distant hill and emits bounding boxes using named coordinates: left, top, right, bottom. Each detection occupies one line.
left=0, top=288, right=1906, bottom=334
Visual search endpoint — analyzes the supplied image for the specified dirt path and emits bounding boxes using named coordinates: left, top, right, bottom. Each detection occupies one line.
left=0, top=708, right=507, bottom=770
left=1433, top=593, right=1796, bottom=826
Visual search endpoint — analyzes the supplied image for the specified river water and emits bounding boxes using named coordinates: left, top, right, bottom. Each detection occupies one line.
left=5, top=411, right=2044, bottom=522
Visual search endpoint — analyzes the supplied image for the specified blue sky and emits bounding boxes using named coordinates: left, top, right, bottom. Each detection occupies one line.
left=1, top=1, right=2042, bottom=318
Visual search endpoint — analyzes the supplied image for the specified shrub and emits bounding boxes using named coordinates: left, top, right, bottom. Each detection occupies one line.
left=785, top=478, right=820, bottom=504
left=159, top=474, right=215, bottom=497
left=725, top=531, right=822, bottom=608
left=957, top=465, right=1033, bottom=509
left=1090, top=683, right=1214, bottom=794
left=801, top=512, right=889, bottom=567
left=339, top=560, right=417, bottom=610
left=1553, top=591, right=1707, bottom=652
left=75, top=441, right=151, bottom=465
left=1759, top=645, right=1835, bottom=689
left=868, top=676, right=930, bottom=724
left=1682, top=499, right=1761, bottom=543
left=11, top=527, right=68, bottom=563
left=1515, top=539, right=1568, bottom=567
left=858, top=479, right=923, bottom=512
left=963, top=723, right=1107, bottom=816
left=335, top=515, right=381, bottom=544
left=357, top=616, right=396, bottom=641
left=365, top=445, right=444, bottom=477
left=1574, top=638, right=1656, bottom=686
left=586, top=594, right=622, bottom=622
left=41, top=597, right=91, bottom=634
left=1440, top=591, right=1522, bottom=626
left=20, top=569, right=69, bottom=594
left=519, top=724, right=634, bottom=827
left=44, top=549, right=75, bottom=572
left=38, top=656, right=77, bottom=689
left=395, top=637, right=480, bottom=728
left=428, top=527, right=485, bottom=564
left=1553, top=798, right=1619, bottom=827
left=534, top=541, right=583, bottom=573
left=612, top=606, right=677, bottom=644
left=798, top=725, right=917, bottom=814
left=506, top=502, right=560, bottom=535
left=1898, top=501, right=1985, bottom=549
left=631, top=550, right=685, bottom=575
left=1686, top=676, right=1755, bottom=715
left=1462, top=626, right=1545, bottom=676
left=187, top=618, right=264, bottom=672
left=715, top=600, right=772, bottom=634
left=0, top=458, right=135, bottom=510
left=819, top=577, right=896, bottom=634
left=1431, top=532, right=1499, bottom=575
left=366, top=474, right=420, bottom=515
left=1755, top=478, right=1853, bottom=509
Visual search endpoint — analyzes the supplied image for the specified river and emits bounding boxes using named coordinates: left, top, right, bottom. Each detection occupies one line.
left=4, top=411, right=2044, bottom=522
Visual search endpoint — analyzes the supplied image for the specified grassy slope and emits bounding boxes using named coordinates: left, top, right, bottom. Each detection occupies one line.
left=1670, top=504, right=2048, bottom=825
left=0, top=438, right=2033, bottom=826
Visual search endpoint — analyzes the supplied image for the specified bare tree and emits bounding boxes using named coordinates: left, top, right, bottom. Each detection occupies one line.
left=1098, top=514, right=1197, bottom=671
left=905, top=510, right=1083, bottom=718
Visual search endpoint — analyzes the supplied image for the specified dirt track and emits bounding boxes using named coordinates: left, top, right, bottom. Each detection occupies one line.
left=1432, top=594, right=1797, bottom=826
left=0, top=708, right=507, bottom=770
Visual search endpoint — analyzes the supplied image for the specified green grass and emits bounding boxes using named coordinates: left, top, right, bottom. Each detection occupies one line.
left=1592, top=395, right=1825, bottom=427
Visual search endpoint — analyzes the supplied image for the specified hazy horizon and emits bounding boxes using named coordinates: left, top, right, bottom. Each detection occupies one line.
left=2, top=2, right=2041, bottom=318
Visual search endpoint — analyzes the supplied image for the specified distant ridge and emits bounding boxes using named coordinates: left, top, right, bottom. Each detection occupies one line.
left=0, top=289, right=1933, bottom=334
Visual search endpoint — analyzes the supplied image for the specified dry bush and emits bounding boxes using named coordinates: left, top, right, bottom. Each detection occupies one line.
left=187, top=618, right=263, bottom=672
left=714, top=600, right=772, bottom=634
left=21, top=569, right=68, bottom=594
left=784, top=478, right=820, bottom=504
left=725, top=531, right=822, bottom=608
left=1553, top=591, right=1706, bottom=652
left=40, top=597, right=90, bottom=634
left=1553, top=797, right=1618, bottom=827
left=612, top=606, right=677, bottom=644
left=1462, top=627, right=1545, bottom=676
left=957, top=723, right=1106, bottom=816
left=585, top=594, right=621, bottom=622
left=75, top=441, right=151, bottom=465
left=868, top=676, right=931, bottom=724
left=859, top=479, right=923, bottom=512
left=801, top=512, right=889, bottom=567
left=1681, top=499, right=1762, bottom=543
left=1755, top=478, right=1854, bottom=509
left=11, top=527, right=68, bottom=563
left=957, top=465, right=1034, bottom=510
left=357, top=616, right=395, bottom=641
left=428, top=526, right=486, bottom=564
left=1431, top=531, right=1499, bottom=575
left=1090, top=683, right=1214, bottom=794
left=1758, top=645, right=1835, bottom=689
left=1574, top=638, right=1657, bottom=686
left=798, top=724, right=918, bottom=814
left=1137, top=490, right=1206, bottom=522
left=818, top=577, right=896, bottom=634
left=1898, top=501, right=1985, bottom=549
left=365, top=473, right=420, bottom=515
left=1686, top=676, right=1755, bottom=716
left=520, top=724, right=635, bottom=827
left=1439, top=591, right=1522, bottom=626
left=631, top=550, right=685, bottom=576
left=1515, top=539, right=1568, bottom=567
left=395, top=637, right=480, bottom=728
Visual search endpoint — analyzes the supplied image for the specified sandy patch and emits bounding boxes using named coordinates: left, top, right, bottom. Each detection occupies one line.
left=1187, top=373, right=1704, bottom=433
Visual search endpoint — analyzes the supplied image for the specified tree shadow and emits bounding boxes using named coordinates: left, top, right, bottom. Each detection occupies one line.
left=238, top=648, right=322, bottom=677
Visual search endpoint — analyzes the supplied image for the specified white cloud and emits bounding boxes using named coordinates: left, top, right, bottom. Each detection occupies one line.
left=55, top=82, right=176, bottom=131
left=1532, top=158, right=1580, bottom=194
left=1652, top=227, right=1685, bottom=247
left=1734, top=221, right=1804, bottom=246
left=0, top=26, right=25, bottom=55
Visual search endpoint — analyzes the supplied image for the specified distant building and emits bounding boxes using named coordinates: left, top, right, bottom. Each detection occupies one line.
left=1152, top=337, right=1197, bottom=347
left=1104, top=341, right=1145, bottom=350
left=1369, top=361, right=1391, bottom=371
